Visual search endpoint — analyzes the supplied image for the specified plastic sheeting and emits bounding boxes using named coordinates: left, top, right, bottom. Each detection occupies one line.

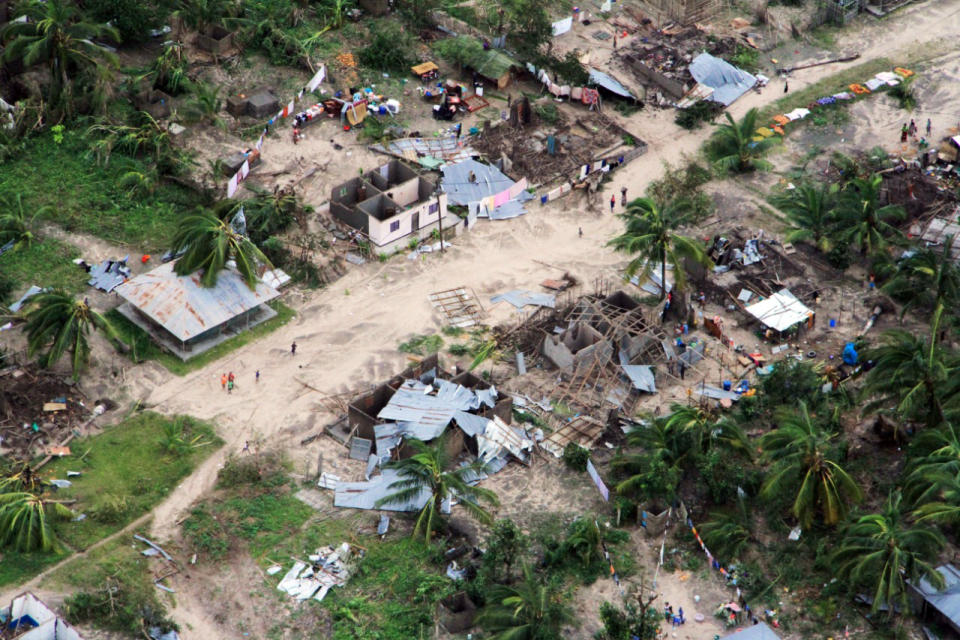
left=688, top=52, right=757, bottom=106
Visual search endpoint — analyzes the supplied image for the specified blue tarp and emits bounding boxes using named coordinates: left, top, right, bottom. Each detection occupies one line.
left=688, top=52, right=757, bottom=106
left=843, top=342, right=858, bottom=365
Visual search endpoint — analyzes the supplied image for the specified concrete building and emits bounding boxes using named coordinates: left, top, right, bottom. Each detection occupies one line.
left=330, top=159, right=459, bottom=254
left=115, top=262, right=280, bottom=360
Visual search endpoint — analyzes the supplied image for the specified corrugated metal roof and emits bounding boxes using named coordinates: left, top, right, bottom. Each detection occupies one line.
left=115, top=262, right=280, bottom=341
left=588, top=68, right=636, bottom=99
left=334, top=468, right=451, bottom=513
left=377, top=381, right=458, bottom=433
left=723, top=622, right=781, bottom=640
left=622, top=365, right=656, bottom=392
left=745, top=289, right=812, bottom=332
left=441, top=159, right=516, bottom=206
left=914, top=565, right=960, bottom=628
left=490, top=290, right=556, bottom=310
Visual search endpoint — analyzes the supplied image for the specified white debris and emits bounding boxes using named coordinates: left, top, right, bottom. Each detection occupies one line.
left=276, top=543, right=355, bottom=603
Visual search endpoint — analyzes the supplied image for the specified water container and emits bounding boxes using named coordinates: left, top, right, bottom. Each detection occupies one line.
left=723, top=380, right=732, bottom=391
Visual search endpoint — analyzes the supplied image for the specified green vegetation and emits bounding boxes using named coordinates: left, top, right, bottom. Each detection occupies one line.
left=0, top=412, right=221, bottom=587
left=22, top=289, right=122, bottom=379
left=674, top=100, right=722, bottom=130
left=398, top=333, right=445, bottom=355
left=705, top=108, right=775, bottom=173
left=0, top=129, right=195, bottom=249
left=0, top=237, right=88, bottom=295
left=726, top=43, right=760, bottom=74
left=377, top=436, right=499, bottom=541
left=107, top=300, right=295, bottom=375
left=359, top=19, right=416, bottom=72
left=608, top=197, right=711, bottom=299
left=169, top=210, right=272, bottom=288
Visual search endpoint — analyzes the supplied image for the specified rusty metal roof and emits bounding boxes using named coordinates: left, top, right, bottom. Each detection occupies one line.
left=115, top=262, right=279, bottom=341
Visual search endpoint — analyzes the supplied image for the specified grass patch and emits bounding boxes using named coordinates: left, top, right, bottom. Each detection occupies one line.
left=0, top=238, right=88, bottom=295
left=106, top=300, right=296, bottom=376
left=398, top=333, right=444, bottom=355
left=0, top=412, right=222, bottom=588
left=0, top=128, right=196, bottom=250
left=757, top=57, right=893, bottom=122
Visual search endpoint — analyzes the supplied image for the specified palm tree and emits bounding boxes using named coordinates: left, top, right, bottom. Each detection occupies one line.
left=699, top=502, right=753, bottom=560
left=834, top=491, right=944, bottom=618
left=612, top=418, right=687, bottom=499
left=706, top=108, right=774, bottom=173
left=862, top=306, right=960, bottom=429
left=375, top=437, right=499, bottom=542
left=759, top=402, right=862, bottom=528
left=0, top=194, right=38, bottom=251
left=86, top=112, right=173, bottom=167
left=0, top=0, right=119, bottom=113
left=0, top=491, right=73, bottom=552
left=477, top=563, right=574, bottom=640
left=904, top=422, right=960, bottom=505
left=882, top=238, right=960, bottom=319
left=607, top=197, right=710, bottom=301
left=770, top=182, right=837, bottom=252
left=833, top=174, right=905, bottom=255
left=170, top=210, right=272, bottom=289
left=913, top=470, right=960, bottom=525
left=22, top=290, right=120, bottom=380
left=662, top=404, right=749, bottom=456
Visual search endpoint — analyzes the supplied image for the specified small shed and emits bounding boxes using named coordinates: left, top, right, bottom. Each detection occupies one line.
left=723, top=622, right=782, bottom=639
left=909, top=564, right=960, bottom=637
left=464, top=48, right=519, bottom=90
left=115, top=262, right=280, bottom=360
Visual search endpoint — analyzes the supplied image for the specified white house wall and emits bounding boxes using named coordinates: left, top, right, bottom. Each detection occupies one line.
left=368, top=193, right=448, bottom=248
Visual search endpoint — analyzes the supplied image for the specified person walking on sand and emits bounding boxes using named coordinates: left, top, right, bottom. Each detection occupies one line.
left=909, top=119, right=917, bottom=137
left=926, top=118, right=932, bottom=136
left=620, top=186, right=628, bottom=207
left=578, top=226, right=583, bottom=238
left=227, top=378, right=234, bottom=394
left=255, top=370, right=260, bottom=383
left=291, top=341, right=297, bottom=355
left=901, top=123, right=909, bottom=143
left=783, top=79, right=788, bottom=94
left=228, top=371, right=235, bottom=389
left=609, top=195, right=615, bottom=212
left=221, top=373, right=227, bottom=390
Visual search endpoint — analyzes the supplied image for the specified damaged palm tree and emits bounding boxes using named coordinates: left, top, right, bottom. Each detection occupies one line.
left=376, top=436, right=499, bottom=542
left=607, top=196, right=710, bottom=301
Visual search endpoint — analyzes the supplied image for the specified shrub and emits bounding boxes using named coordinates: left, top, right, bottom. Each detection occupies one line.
left=826, top=240, right=852, bottom=271
left=89, top=493, right=131, bottom=524
left=359, top=20, right=416, bottom=72
left=535, top=102, right=560, bottom=125
left=562, top=443, right=589, bottom=472
left=675, top=100, right=722, bottom=130
left=181, top=502, right=232, bottom=559
left=217, top=450, right=287, bottom=487
left=64, top=572, right=178, bottom=634
left=85, top=0, right=171, bottom=45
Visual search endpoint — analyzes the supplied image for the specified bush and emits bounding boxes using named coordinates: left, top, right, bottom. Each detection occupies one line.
left=85, top=0, right=171, bottom=45
left=0, top=272, right=14, bottom=305
left=359, top=20, right=416, bottom=72
left=182, top=502, right=232, bottom=559
left=89, top=493, right=131, bottom=524
left=562, top=443, right=589, bottom=472
left=727, top=43, right=760, bottom=73
left=64, top=572, right=178, bottom=634
left=759, top=359, right=824, bottom=410
left=826, top=240, right=852, bottom=271
left=535, top=102, right=560, bottom=125
left=217, top=450, right=287, bottom=487
left=675, top=100, right=722, bottom=130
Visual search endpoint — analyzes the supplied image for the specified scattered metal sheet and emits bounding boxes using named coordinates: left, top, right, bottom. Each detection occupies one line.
left=678, top=341, right=706, bottom=366
left=698, top=385, right=740, bottom=401
left=622, top=364, right=656, bottom=393
left=335, top=467, right=449, bottom=512
left=345, top=252, right=366, bottom=265
left=737, top=289, right=754, bottom=303
left=453, top=410, right=490, bottom=438
left=378, top=514, right=390, bottom=535
left=490, top=290, right=556, bottom=310
left=377, top=381, right=459, bottom=437
left=429, top=287, right=485, bottom=328
left=487, top=200, right=527, bottom=220
left=349, top=436, right=373, bottom=461
left=88, top=257, right=131, bottom=292
left=541, top=415, right=606, bottom=457
left=8, top=285, right=44, bottom=312
left=318, top=472, right=340, bottom=489
left=369, top=135, right=475, bottom=163
left=477, top=417, right=534, bottom=463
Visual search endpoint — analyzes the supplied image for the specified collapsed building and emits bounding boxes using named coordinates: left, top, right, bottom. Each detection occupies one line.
left=326, top=355, right=533, bottom=512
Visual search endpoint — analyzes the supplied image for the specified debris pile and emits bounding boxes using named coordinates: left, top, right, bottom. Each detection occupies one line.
left=275, top=543, right=356, bottom=602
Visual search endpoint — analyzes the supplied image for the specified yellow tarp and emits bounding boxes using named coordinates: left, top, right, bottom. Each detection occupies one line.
left=755, top=127, right=774, bottom=138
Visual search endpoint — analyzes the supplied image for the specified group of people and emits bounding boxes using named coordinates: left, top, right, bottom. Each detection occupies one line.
left=900, top=117, right=932, bottom=143
left=220, top=369, right=261, bottom=393
left=609, top=186, right=629, bottom=212
left=664, top=603, right=686, bottom=628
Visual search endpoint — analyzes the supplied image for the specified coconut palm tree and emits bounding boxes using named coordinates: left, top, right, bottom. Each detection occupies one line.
left=607, top=197, right=710, bottom=301
left=375, top=436, right=499, bottom=542
left=706, top=108, right=774, bottom=173
left=862, top=306, right=960, bottom=429
left=0, top=194, right=38, bottom=251
left=662, top=404, right=749, bottom=456
left=698, top=502, right=753, bottom=560
left=770, top=182, right=838, bottom=253
left=477, top=563, right=574, bottom=640
left=0, top=491, right=73, bottom=552
left=882, top=238, right=960, bottom=320
left=832, top=174, right=905, bottom=255
left=914, top=469, right=960, bottom=525
left=0, top=0, right=119, bottom=114
left=170, top=210, right=272, bottom=289
left=759, top=402, right=862, bottom=528
left=833, top=491, right=944, bottom=618
left=22, top=290, right=120, bottom=380
left=904, top=422, right=960, bottom=505
left=612, top=418, right=687, bottom=499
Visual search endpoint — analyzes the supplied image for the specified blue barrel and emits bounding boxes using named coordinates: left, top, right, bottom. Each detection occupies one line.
left=723, top=380, right=732, bottom=391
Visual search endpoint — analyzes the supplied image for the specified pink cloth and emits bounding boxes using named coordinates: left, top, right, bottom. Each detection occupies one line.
left=493, top=191, right=509, bottom=207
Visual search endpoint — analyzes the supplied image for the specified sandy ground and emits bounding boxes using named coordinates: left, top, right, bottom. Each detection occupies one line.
left=8, top=0, right=960, bottom=637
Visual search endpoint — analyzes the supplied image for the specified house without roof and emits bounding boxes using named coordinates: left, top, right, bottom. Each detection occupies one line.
left=330, top=159, right=458, bottom=254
